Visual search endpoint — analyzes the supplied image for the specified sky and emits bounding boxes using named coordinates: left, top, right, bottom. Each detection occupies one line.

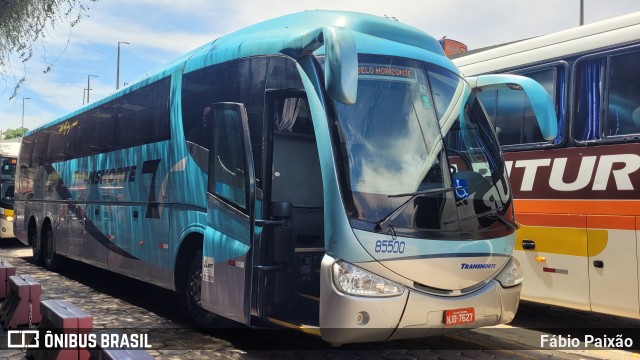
left=2, top=0, right=640, bottom=136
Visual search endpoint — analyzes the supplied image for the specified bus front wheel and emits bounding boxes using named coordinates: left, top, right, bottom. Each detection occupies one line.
left=181, top=249, right=217, bottom=327
left=29, top=222, right=43, bottom=265
left=43, top=226, right=62, bottom=271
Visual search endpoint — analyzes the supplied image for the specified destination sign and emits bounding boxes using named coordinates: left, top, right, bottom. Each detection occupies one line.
left=358, top=64, right=416, bottom=82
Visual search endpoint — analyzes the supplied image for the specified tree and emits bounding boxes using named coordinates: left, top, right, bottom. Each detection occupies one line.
left=2, top=127, right=28, bottom=140
left=0, top=0, right=97, bottom=99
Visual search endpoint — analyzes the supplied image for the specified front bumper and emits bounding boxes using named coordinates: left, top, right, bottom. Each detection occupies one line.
left=319, top=255, right=521, bottom=344
left=0, top=217, right=15, bottom=239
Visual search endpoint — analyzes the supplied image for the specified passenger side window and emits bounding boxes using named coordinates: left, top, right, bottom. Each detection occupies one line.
left=114, top=78, right=171, bottom=149
left=208, top=105, right=248, bottom=210
left=31, top=130, right=51, bottom=167
left=478, top=67, right=562, bottom=146
left=606, top=51, right=640, bottom=137
left=574, top=59, right=604, bottom=141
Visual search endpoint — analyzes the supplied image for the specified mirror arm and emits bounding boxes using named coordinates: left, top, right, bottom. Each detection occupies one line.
left=283, top=26, right=358, bottom=104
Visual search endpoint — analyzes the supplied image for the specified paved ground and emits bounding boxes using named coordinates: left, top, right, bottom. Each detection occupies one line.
left=1, top=238, right=639, bottom=359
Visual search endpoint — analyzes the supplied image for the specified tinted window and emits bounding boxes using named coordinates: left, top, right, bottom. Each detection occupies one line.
left=75, top=105, right=118, bottom=157
left=19, top=135, right=34, bottom=168
left=114, top=78, right=170, bottom=149
left=478, top=67, right=557, bottom=146
left=182, top=56, right=302, bottom=181
left=31, top=130, right=51, bottom=167
left=30, top=77, right=171, bottom=164
left=208, top=107, right=247, bottom=209
left=47, top=118, right=78, bottom=163
left=606, top=51, right=640, bottom=137
left=574, top=59, right=604, bottom=141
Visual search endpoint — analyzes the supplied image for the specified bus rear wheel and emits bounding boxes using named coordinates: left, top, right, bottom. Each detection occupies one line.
left=181, top=249, right=217, bottom=327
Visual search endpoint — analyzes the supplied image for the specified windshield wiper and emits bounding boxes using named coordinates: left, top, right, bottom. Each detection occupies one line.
left=375, top=187, right=459, bottom=232
left=446, top=207, right=519, bottom=230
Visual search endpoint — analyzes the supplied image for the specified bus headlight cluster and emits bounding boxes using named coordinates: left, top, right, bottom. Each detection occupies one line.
left=0, top=214, right=13, bottom=222
left=495, top=257, right=523, bottom=288
left=332, top=260, right=404, bottom=297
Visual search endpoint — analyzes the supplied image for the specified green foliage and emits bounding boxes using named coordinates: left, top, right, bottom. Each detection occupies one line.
left=0, top=0, right=97, bottom=99
left=2, top=127, right=29, bottom=139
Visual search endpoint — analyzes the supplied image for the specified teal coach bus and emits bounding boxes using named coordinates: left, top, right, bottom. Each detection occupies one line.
left=14, top=10, right=556, bottom=343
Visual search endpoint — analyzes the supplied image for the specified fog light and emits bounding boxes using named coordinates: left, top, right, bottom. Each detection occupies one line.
left=354, top=311, right=369, bottom=325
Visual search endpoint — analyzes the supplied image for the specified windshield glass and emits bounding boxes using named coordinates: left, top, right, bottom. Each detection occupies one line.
left=0, top=158, right=16, bottom=181
left=332, top=55, right=514, bottom=239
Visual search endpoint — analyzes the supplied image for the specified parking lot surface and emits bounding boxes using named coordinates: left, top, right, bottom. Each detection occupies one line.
left=1, top=238, right=639, bottom=359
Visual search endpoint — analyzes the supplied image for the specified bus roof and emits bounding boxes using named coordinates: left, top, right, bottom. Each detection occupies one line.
left=453, top=11, right=640, bottom=75
left=0, top=141, right=20, bottom=157
left=28, top=10, right=456, bottom=136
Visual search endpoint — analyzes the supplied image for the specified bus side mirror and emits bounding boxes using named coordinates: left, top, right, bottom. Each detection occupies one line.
left=322, top=27, right=358, bottom=105
left=467, top=74, right=558, bottom=140
left=284, top=26, right=358, bottom=105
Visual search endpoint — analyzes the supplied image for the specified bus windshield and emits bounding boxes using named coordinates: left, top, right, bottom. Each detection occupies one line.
left=333, top=55, right=513, bottom=239
left=0, top=158, right=16, bottom=182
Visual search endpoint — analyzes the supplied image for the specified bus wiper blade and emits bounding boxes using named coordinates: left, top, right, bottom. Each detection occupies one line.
left=453, top=207, right=519, bottom=230
left=375, top=187, right=458, bottom=232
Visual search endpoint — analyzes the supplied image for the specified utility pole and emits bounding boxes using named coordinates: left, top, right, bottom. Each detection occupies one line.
left=22, top=97, right=30, bottom=137
left=117, top=41, right=130, bottom=90
left=580, top=0, right=584, bottom=25
left=87, top=75, right=97, bottom=103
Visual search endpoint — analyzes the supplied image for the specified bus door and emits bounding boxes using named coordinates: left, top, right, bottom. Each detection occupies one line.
left=200, top=102, right=256, bottom=325
left=255, top=91, right=324, bottom=329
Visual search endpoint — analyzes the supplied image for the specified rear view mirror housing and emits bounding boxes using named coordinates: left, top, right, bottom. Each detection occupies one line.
left=284, top=26, right=358, bottom=105
left=467, top=74, right=558, bottom=140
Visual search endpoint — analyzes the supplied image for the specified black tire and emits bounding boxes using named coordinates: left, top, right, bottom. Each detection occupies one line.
left=43, top=226, right=62, bottom=271
left=181, top=249, right=217, bottom=328
left=29, top=224, right=44, bottom=265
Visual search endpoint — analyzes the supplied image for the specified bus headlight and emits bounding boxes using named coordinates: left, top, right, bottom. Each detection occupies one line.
left=332, top=260, right=404, bottom=297
left=495, top=257, right=523, bottom=288
left=0, top=214, right=14, bottom=222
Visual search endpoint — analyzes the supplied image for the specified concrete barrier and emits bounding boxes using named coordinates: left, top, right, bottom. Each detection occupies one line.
left=0, top=274, right=42, bottom=329
left=0, top=258, right=16, bottom=299
left=27, top=299, right=93, bottom=360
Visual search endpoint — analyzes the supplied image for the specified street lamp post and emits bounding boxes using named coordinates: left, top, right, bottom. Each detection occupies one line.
left=580, top=0, right=584, bottom=25
left=22, top=97, right=31, bottom=136
left=117, top=41, right=130, bottom=90
left=87, top=75, right=98, bottom=103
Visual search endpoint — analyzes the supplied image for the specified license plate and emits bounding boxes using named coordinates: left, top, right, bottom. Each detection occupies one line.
left=444, top=307, right=475, bottom=326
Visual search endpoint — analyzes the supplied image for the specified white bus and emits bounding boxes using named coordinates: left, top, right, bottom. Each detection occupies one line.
left=0, top=140, right=19, bottom=239
left=453, top=12, right=640, bottom=319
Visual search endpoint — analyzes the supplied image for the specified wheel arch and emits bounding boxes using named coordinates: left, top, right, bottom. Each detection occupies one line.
left=174, top=228, right=205, bottom=292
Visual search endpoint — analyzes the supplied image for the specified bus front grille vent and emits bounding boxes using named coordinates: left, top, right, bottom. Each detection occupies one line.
left=413, top=279, right=491, bottom=297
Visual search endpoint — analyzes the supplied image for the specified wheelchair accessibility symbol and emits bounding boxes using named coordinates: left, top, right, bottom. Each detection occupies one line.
left=454, top=178, right=470, bottom=200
